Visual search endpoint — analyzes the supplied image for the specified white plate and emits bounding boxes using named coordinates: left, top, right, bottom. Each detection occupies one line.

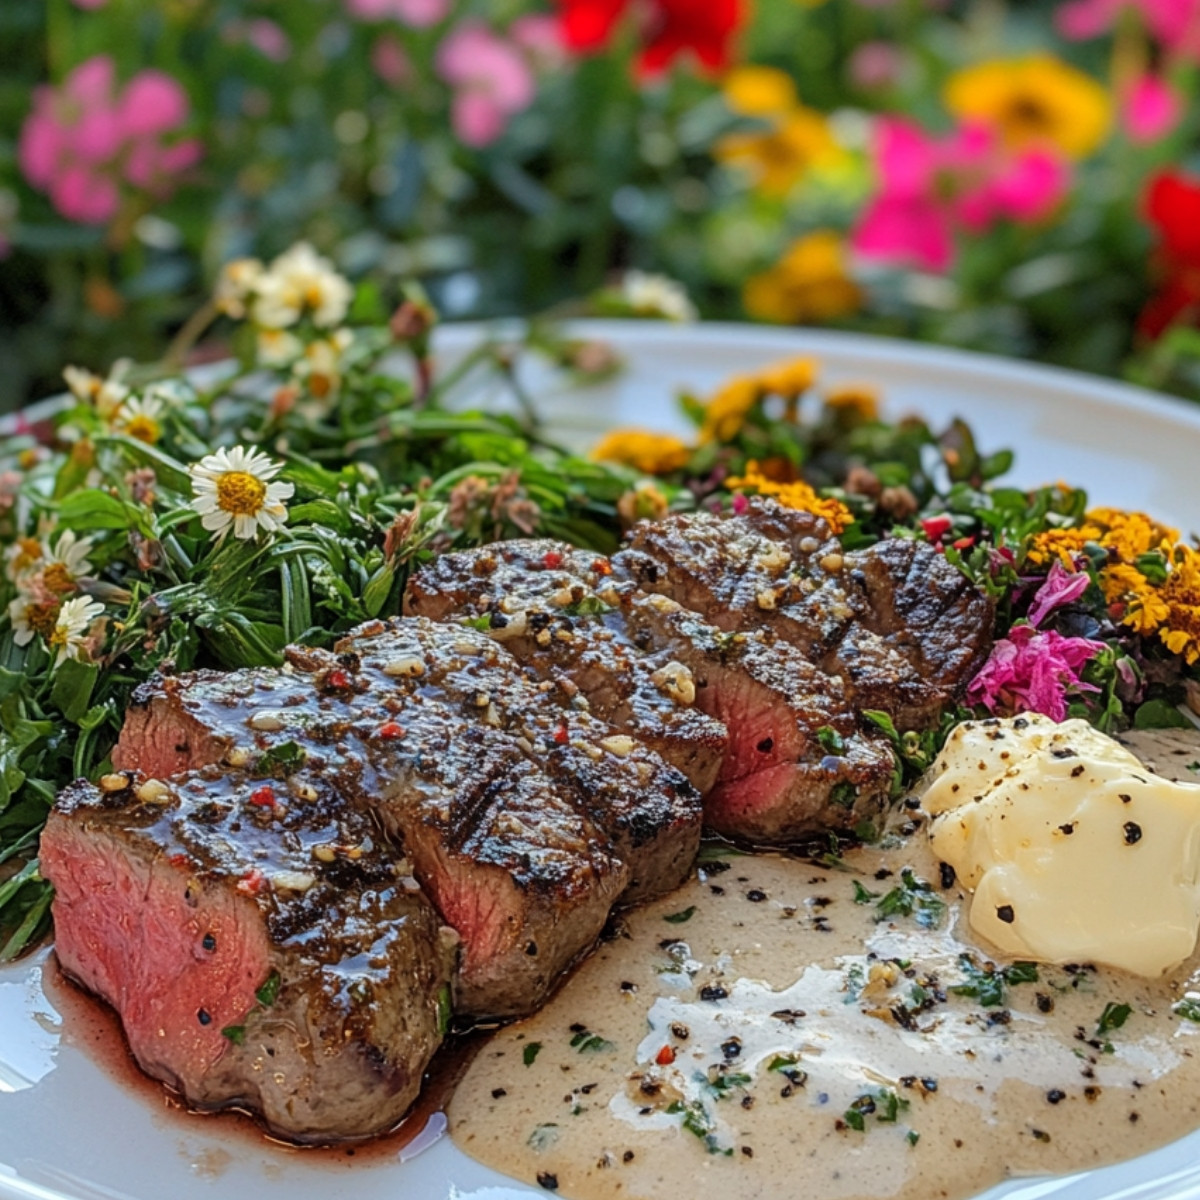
left=5, top=321, right=1200, bottom=1200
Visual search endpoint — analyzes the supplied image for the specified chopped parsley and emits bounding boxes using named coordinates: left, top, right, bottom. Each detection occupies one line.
left=1096, top=1002, right=1133, bottom=1035
left=254, top=740, right=307, bottom=778
left=950, top=955, right=1039, bottom=1008
left=221, top=1024, right=246, bottom=1046
left=666, top=1099, right=731, bottom=1156
left=523, top=1041, right=543, bottom=1066
left=816, top=726, right=846, bottom=755
left=570, top=1028, right=615, bottom=1053
left=1174, top=997, right=1200, bottom=1022
left=704, top=1070, right=752, bottom=1099
left=843, top=1088, right=909, bottom=1132
left=663, top=906, right=698, bottom=924
left=852, top=880, right=880, bottom=904
left=255, top=970, right=281, bottom=1008
left=875, top=869, right=945, bottom=929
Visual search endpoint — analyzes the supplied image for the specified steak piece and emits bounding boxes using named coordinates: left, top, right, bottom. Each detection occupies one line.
left=40, top=767, right=453, bottom=1144
left=405, top=542, right=728, bottom=793
left=405, top=542, right=894, bottom=840
left=618, top=498, right=994, bottom=728
left=340, top=618, right=702, bottom=905
left=113, top=619, right=699, bottom=1012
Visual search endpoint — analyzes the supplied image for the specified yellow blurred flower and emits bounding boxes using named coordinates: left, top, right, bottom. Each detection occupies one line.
left=722, top=66, right=797, bottom=118
left=726, top=461, right=853, bottom=534
left=756, top=356, right=817, bottom=401
left=591, top=429, right=692, bottom=476
left=824, top=384, right=880, bottom=423
left=1087, top=507, right=1178, bottom=560
left=700, top=376, right=761, bottom=443
left=944, top=55, right=1111, bottom=160
left=715, top=108, right=842, bottom=197
left=744, top=231, right=863, bottom=325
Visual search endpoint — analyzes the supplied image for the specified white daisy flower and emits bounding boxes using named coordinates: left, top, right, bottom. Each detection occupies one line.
left=619, top=271, right=697, bottom=323
left=292, top=328, right=354, bottom=402
left=63, top=363, right=131, bottom=419
left=214, top=257, right=265, bottom=319
left=252, top=242, right=353, bottom=330
left=46, top=595, right=106, bottom=667
left=114, top=394, right=165, bottom=445
left=4, top=536, right=44, bottom=585
left=8, top=592, right=56, bottom=647
left=256, top=329, right=304, bottom=368
left=41, top=529, right=95, bottom=594
left=188, top=445, right=295, bottom=542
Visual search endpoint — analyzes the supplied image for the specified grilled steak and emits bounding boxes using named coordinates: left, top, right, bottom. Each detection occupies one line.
left=404, top=541, right=727, bottom=792
left=113, top=619, right=700, bottom=1013
left=404, top=539, right=895, bottom=839
left=618, top=498, right=994, bottom=728
left=40, top=766, right=453, bottom=1144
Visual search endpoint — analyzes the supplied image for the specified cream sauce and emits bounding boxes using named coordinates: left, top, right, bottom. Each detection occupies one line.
left=450, top=733, right=1200, bottom=1200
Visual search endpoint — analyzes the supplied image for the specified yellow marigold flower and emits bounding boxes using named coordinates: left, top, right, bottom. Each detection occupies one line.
left=590, top=429, right=691, bottom=476
left=1157, top=546, right=1200, bottom=664
left=756, top=356, right=818, bottom=401
left=824, top=384, right=880, bottom=423
left=700, top=376, right=762, bottom=444
left=727, top=461, right=853, bottom=534
left=744, top=231, right=862, bottom=325
left=944, top=55, right=1112, bottom=160
left=715, top=109, right=841, bottom=198
left=722, top=66, right=797, bottom=117
left=1087, top=507, right=1179, bottom=561
left=1025, top=525, right=1102, bottom=568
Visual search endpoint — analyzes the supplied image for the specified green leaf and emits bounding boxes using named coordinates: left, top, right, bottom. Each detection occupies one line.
left=853, top=880, right=880, bottom=904
left=50, top=659, right=98, bottom=724
left=1133, top=700, right=1192, bottom=730
left=362, top=562, right=396, bottom=618
left=1173, top=997, right=1200, bottom=1022
left=523, top=1041, right=542, bottom=1067
left=56, top=490, right=139, bottom=532
left=875, top=869, right=945, bottom=929
left=221, top=1025, right=246, bottom=1046
left=862, top=710, right=899, bottom=743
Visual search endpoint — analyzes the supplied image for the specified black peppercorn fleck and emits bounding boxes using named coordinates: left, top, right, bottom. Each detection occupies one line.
left=202, top=933, right=216, bottom=952
left=997, top=904, right=1015, bottom=923
left=1124, top=822, right=1142, bottom=845
left=1047, top=1089, right=1066, bottom=1105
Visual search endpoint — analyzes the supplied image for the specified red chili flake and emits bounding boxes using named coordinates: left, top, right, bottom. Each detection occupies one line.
left=592, top=559, right=612, bottom=576
left=920, top=515, right=953, bottom=541
left=953, top=536, right=976, bottom=550
left=237, top=868, right=266, bottom=896
left=655, top=1045, right=675, bottom=1066
left=553, top=723, right=569, bottom=745
left=249, top=785, right=276, bottom=808
left=168, top=853, right=189, bottom=868
left=377, top=721, right=406, bottom=740
left=542, top=551, right=563, bottom=570
left=326, top=668, right=351, bottom=690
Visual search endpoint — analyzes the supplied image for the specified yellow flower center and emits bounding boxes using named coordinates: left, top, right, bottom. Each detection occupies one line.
left=304, top=283, right=326, bottom=310
left=42, top=563, right=78, bottom=595
left=216, top=471, right=267, bottom=516
left=11, top=537, right=42, bottom=575
left=124, top=415, right=161, bottom=445
left=1005, top=93, right=1054, bottom=137
left=26, top=601, right=60, bottom=640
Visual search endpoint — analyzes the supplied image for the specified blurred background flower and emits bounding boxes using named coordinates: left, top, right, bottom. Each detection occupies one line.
left=2, top=0, right=1200, bottom=409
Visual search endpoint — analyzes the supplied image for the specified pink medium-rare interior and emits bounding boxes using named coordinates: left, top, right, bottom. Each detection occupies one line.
left=40, top=814, right=270, bottom=1093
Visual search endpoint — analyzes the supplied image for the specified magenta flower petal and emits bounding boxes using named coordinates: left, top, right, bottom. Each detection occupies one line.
left=1027, top=559, right=1092, bottom=627
left=119, top=70, right=190, bottom=137
left=1124, top=73, right=1183, bottom=144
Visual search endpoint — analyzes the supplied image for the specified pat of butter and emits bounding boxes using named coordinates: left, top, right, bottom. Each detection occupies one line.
left=924, top=714, right=1200, bottom=977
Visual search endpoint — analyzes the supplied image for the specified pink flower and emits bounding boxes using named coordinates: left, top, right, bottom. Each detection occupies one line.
left=852, top=117, right=1069, bottom=272
left=1057, top=0, right=1200, bottom=60
left=968, top=624, right=1105, bottom=723
left=511, top=14, right=568, bottom=69
left=1027, top=559, right=1092, bottom=628
left=847, top=41, right=906, bottom=91
left=18, top=56, right=200, bottom=226
left=436, top=21, right=536, bottom=147
left=346, top=0, right=450, bottom=26
left=371, top=34, right=414, bottom=87
left=1122, top=73, right=1182, bottom=144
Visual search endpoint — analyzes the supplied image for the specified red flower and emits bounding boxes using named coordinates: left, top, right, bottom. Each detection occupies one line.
left=556, top=0, right=746, bottom=76
left=1140, top=170, right=1200, bottom=338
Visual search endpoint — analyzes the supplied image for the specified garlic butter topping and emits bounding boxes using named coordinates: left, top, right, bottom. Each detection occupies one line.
left=924, top=714, right=1200, bottom=976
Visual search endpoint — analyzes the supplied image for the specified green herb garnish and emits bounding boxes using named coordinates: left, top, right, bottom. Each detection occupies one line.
left=875, top=869, right=945, bottom=929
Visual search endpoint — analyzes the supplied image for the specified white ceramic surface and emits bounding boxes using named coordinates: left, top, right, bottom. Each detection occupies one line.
left=5, top=321, right=1200, bottom=1200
